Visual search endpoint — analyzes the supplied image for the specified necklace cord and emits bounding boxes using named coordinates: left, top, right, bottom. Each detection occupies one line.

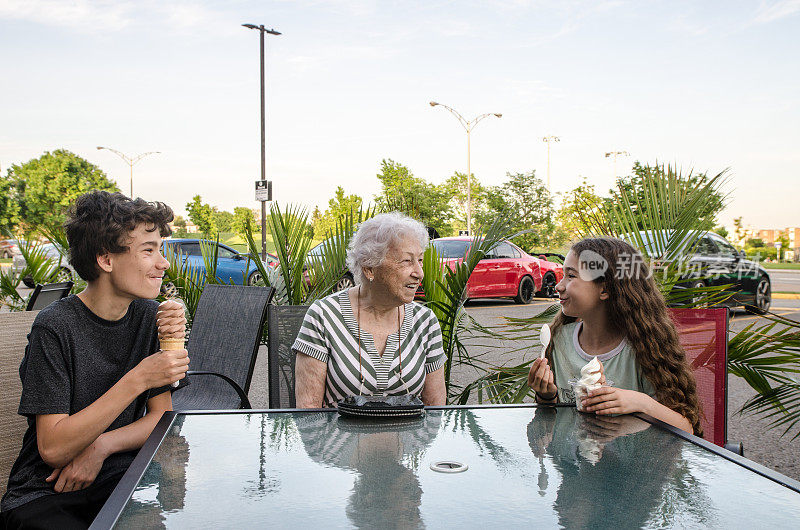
left=356, top=285, right=407, bottom=396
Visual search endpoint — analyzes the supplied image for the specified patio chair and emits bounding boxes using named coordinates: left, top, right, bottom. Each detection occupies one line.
left=171, top=284, right=274, bottom=410
left=0, top=311, right=39, bottom=497
left=669, top=307, right=743, bottom=455
left=267, top=305, right=310, bottom=409
left=26, top=281, right=73, bottom=311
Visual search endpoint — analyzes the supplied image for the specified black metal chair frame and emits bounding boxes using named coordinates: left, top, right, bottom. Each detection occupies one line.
left=267, top=304, right=309, bottom=409
left=183, top=370, right=253, bottom=408
left=26, top=281, right=73, bottom=311
left=174, top=284, right=274, bottom=410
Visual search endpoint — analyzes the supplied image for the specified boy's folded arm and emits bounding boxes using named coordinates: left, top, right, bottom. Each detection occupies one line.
left=97, top=391, right=172, bottom=456
left=36, top=368, right=150, bottom=468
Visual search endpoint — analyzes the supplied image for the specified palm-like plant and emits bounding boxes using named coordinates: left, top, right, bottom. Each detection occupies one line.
left=420, top=213, right=518, bottom=401
left=243, top=202, right=376, bottom=306
left=0, top=237, right=65, bottom=311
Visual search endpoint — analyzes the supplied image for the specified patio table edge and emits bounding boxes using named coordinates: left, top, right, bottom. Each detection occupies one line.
left=90, top=411, right=178, bottom=530
left=634, top=412, right=800, bottom=494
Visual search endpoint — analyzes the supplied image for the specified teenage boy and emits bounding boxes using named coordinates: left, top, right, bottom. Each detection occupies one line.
left=1, top=191, right=189, bottom=529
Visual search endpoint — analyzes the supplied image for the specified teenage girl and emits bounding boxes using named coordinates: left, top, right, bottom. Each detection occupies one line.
left=527, top=237, right=702, bottom=435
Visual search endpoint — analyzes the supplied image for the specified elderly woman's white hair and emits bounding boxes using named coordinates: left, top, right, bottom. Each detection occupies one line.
left=346, top=212, right=429, bottom=285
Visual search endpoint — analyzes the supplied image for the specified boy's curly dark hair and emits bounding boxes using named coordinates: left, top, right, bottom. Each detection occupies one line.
left=64, top=191, right=173, bottom=281
left=545, top=237, right=704, bottom=436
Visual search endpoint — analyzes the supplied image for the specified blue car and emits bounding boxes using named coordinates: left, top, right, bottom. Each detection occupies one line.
left=164, top=239, right=278, bottom=286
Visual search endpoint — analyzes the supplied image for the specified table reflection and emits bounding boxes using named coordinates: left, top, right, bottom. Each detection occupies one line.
left=296, top=412, right=441, bottom=529
left=117, top=418, right=190, bottom=529
left=526, top=407, right=718, bottom=528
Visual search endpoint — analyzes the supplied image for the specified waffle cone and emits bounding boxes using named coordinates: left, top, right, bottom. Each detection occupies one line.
left=159, top=337, right=186, bottom=351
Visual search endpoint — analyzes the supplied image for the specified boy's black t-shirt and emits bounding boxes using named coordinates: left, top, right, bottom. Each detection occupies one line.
left=1, top=295, right=169, bottom=513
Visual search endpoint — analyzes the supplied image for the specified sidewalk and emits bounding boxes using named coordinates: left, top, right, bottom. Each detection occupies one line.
left=774, top=293, right=800, bottom=299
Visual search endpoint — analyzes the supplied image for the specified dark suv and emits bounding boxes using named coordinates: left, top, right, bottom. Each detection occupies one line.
left=639, top=230, right=771, bottom=314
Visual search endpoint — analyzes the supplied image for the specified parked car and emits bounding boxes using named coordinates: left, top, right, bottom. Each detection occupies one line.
left=164, top=239, right=278, bottom=286
left=421, top=237, right=558, bottom=304
left=307, top=240, right=355, bottom=291
left=12, top=243, right=76, bottom=288
left=528, top=252, right=565, bottom=298
left=1, top=239, right=20, bottom=259
left=634, top=230, right=771, bottom=314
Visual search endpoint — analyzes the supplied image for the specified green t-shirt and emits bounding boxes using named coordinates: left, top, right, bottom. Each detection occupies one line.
left=551, top=322, right=656, bottom=404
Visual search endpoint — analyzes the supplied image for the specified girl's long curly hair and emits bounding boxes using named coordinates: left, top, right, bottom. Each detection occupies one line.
left=545, top=237, right=703, bottom=436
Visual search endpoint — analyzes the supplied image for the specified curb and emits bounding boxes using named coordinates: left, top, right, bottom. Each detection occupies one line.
left=773, top=293, right=800, bottom=300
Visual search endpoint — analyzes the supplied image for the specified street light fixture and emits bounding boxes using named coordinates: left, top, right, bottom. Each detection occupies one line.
left=429, top=101, right=502, bottom=236
left=542, top=135, right=560, bottom=190
left=242, top=23, right=281, bottom=260
left=604, top=150, right=630, bottom=181
left=96, top=146, right=160, bottom=198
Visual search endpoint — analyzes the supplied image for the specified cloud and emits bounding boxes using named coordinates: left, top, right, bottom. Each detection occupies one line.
left=667, top=14, right=710, bottom=36
left=753, top=0, right=800, bottom=24
left=0, top=0, right=134, bottom=31
left=0, top=0, right=234, bottom=35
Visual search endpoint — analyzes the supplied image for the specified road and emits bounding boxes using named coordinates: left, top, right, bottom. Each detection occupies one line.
left=768, top=268, right=800, bottom=293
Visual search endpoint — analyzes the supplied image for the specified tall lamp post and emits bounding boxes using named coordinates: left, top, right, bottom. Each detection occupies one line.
left=429, top=101, right=501, bottom=236
left=243, top=23, right=281, bottom=260
left=96, top=146, right=160, bottom=198
left=542, top=135, right=560, bottom=190
left=604, top=150, right=630, bottom=181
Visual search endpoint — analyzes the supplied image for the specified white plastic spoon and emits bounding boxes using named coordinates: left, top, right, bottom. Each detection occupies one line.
left=539, top=323, right=551, bottom=359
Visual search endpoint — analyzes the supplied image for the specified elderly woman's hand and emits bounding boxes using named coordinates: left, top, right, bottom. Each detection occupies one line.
left=295, top=352, right=327, bottom=408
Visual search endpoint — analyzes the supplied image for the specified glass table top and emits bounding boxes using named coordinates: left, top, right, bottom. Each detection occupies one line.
left=110, top=407, right=800, bottom=529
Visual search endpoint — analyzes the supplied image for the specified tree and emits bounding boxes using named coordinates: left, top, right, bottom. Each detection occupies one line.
left=0, top=173, right=21, bottom=234
left=733, top=217, right=746, bottom=247
left=445, top=172, right=488, bottom=234
left=313, top=187, right=363, bottom=239
left=607, top=162, right=727, bottom=232
left=552, top=177, right=604, bottom=247
left=185, top=195, right=216, bottom=235
left=212, top=210, right=234, bottom=232
left=232, top=207, right=256, bottom=237
left=777, top=233, right=790, bottom=261
left=173, top=215, right=188, bottom=238
left=374, top=159, right=453, bottom=236
left=712, top=225, right=729, bottom=239
left=477, top=171, right=555, bottom=251
left=8, top=150, right=118, bottom=232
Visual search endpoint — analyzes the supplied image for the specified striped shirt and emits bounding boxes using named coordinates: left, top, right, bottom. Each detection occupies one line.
left=292, top=290, right=446, bottom=407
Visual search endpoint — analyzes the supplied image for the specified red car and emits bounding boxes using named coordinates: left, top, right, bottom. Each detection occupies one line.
left=422, top=237, right=563, bottom=304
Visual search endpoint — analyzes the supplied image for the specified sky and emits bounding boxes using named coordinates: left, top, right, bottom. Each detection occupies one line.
left=1, top=0, right=798, bottom=232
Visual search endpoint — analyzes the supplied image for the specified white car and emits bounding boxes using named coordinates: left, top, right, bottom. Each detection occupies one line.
left=12, top=243, right=76, bottom=288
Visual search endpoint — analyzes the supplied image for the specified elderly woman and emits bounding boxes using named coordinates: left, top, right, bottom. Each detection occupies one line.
left=293, top=212, right=447, bottom=408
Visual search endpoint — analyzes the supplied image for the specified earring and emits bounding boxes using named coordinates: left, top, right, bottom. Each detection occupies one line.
left=369, top=276, right=374, bottom=282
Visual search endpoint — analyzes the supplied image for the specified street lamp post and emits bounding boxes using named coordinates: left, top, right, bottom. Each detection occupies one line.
left=542, top=135, right=560, bottom=190
left=429, top=102, right=501, bottom=236
left=243, top=23, right=281, bottom=260
left=96, top=147, right=160, bottom=198
left=604, top=150, right=630, bottom=181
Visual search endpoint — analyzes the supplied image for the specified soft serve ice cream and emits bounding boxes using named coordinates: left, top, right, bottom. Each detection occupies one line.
left=569, top=356, right=612, bottom=411
left=578, top=357, right=603, bottom=390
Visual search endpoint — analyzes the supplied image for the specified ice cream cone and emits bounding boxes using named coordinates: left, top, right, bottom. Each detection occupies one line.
left=160, top=337, right=186, bottom=351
